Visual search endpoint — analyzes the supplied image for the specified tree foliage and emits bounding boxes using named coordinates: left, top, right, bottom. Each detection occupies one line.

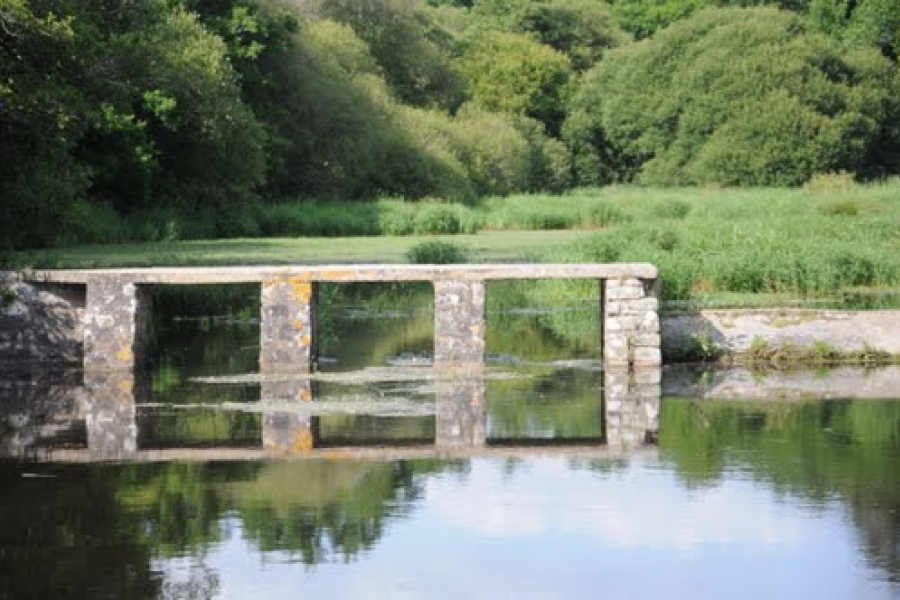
left=3, top=0, right=900, bottom=251
left=0, top=0, right=265, bottom=248
left=461, top=31, right=574, bottom=135
left=470, top=0, right=629, bottom=70
left=565, top=7, right=900, bottom=187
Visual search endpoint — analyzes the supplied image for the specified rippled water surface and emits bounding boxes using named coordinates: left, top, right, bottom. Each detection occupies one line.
left=1, top=291, right=898, bottom=599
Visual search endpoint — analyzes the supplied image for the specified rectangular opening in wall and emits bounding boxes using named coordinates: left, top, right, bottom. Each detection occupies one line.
left=483, top=279, right=603, bottom=446
left=142, top=283, right=263, bottom=450
left=312, top=281, right=435, bottom=448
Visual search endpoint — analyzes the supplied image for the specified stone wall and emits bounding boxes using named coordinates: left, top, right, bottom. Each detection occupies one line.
left=0, top=274, right=84, bottom=364
left=662, top=309, right=900, bottom=361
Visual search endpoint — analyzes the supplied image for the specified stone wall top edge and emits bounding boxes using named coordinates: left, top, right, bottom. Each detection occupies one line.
left=23, top=262, right=658, bottom=284
left=665, top=307, right=900, bottom=317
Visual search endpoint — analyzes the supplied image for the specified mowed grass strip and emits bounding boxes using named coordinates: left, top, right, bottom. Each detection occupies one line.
left=5, top=230, right=592, bottom=269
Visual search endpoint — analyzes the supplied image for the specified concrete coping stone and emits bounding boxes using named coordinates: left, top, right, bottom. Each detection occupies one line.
left=23, top=263, right=658, bottom=285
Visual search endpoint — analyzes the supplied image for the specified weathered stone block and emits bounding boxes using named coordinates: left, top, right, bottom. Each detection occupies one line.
left=83, top=371, right=145, bottom=459
left=434, top=280, right=485, bottom=367
left=606, top=316, right=640, bottom=332
left=84, top=278, right=152, bottom=371
left=435, top=376, right=486, bottom=447
left=633, top=333, right=662, bottom=348
left=633, top=347, right=662, bottom=366
left=605, top=281, right=646, bottom=300
left=633, top=369, right=663, bottom=385
left=260, top=277, right=317, bottom=374
left=640, top=311, right=660, bottom=333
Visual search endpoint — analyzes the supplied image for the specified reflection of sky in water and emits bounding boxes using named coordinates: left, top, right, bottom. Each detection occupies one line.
left=157, top=457, right=897, bottom=600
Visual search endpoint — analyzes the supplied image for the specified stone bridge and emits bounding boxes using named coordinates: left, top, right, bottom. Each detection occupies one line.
left=22, top=263, right=660, bottom=372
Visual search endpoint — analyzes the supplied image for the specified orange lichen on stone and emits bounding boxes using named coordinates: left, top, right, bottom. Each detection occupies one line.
left=117, top=379, right=134, bottom=394
left=116, top=347, right=134, bottom=363
left=318, top=269, right=357, bottom=281
left=288, top=277, right=313, bottom=302
left=291, top=429, right=314, bottom=452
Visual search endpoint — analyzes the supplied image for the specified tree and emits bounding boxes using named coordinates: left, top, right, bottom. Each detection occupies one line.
left=609, top=0, right=811, bottom=39
left=460, top=31, right=573, bottom=135
left=564, top=7, right=900, bottom=186
left=0, top=0, right=266, bottom=248
left=469, top=0, right=629, bottom=71
left=810, top=0, right=900, bottom=59
left=305, top=0, right=465, bottom=110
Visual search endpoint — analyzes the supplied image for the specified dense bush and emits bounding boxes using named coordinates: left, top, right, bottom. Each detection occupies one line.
left=564, top=7, right=900, bottom=187
left=406, top=240, right=469, bottom=263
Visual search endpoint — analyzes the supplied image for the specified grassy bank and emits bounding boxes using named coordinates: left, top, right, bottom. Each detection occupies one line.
left=6, top=183, right=900, bottom=309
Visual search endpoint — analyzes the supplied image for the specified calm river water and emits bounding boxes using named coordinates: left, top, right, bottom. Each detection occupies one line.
left=1, top=287, right=898, bottom=599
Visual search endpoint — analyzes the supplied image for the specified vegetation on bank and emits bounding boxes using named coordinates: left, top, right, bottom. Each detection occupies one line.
left=10, top=183, right=900, bottom=310
left=3, top=0, right=900, bottom=250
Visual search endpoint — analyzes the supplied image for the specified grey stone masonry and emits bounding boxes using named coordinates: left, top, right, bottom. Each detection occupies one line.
left=435, top=375, right=487, bottom=447
left=84, top=276, right=152, bottom=371
left=83, top=371, right=143, bottom=460
left=21, top=263, right=659, bottom=372
left=604, top=367, right=661, bottom=449
left=260, top=277, right=318, bottom=374
left=433, top=280, right=486, bottom=367
left=261, top=379, right=317, bottom=454
left=603, top=277, right=661, bottom=368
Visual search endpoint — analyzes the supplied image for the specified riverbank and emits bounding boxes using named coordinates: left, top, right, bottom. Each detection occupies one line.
left=6, top=184, right=900, bottom=309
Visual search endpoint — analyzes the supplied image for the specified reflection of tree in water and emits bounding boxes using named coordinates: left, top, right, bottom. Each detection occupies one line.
left=117, top=459, right=463, bottom=566
left=119, top=463, right=252, bottom=557
left=159, top=563, right=220, bottom=600
left=0, top=464, right=159, bottom=599
left=659, top=399, right=900, bottom=583
left=223, top=460, right=455, bottom=564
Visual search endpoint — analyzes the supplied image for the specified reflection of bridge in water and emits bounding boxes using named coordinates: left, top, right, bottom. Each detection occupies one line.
left=1, top=365, right=661, bottom=462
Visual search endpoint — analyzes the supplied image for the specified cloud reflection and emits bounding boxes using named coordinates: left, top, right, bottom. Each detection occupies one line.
left=425, top=458, right=812, bottom=551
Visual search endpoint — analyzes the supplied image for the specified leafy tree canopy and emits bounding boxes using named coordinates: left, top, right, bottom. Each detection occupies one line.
left=565, top=7, right=900, bottom=187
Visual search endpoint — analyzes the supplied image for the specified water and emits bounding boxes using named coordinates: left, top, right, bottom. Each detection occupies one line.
left=1, top=292, right=899, bottom=599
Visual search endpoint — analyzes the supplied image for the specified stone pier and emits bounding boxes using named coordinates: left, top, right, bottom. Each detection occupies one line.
left=604, top=367, right=661, bottom=449
left=22, top=263, right=659, bottom=373
left=435, top=375, right=487, bottom=447
left=433, top=280, right=485, bottom=368
left=84, top=277, right=152, bottom=371
left=603, top=277, right=662, bottom=368
left=260, top=277, right=318, bottom=374
left=260, top=379, right=317, bottom=454
left=83, top=371, right=144, bottom=460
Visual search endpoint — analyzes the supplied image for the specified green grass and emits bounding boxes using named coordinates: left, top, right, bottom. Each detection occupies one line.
left=4, top=230, right=590, bottom=269
left=6, top=182, right=900, bottom=309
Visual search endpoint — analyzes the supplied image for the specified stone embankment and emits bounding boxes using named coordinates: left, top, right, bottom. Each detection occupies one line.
left=0, top=274, right=84, bottom=364
left=662, top=309, right=900, bottom=361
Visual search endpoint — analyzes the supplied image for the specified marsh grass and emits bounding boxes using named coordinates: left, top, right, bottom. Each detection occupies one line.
left=8, top=182, right=900, bottom=309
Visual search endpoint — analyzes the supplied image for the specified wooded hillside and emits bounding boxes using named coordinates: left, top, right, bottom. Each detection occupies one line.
left=2, top=0, right=899, bottom=248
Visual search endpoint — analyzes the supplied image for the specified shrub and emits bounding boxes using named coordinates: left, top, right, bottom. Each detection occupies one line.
left=406, top=240, right=469, bottom=264
left=55, top=200, right=125, bottom=246
left=806, top=171, right=857, bottom=191
left=580, top=200, right=625, bottom=228
left=413, top=201, right=479, bottom=234
left=653, top=200, right=691, bottom=220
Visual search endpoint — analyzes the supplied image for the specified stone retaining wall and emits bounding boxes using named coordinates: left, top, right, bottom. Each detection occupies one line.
left=662, top=309, right=900, bottom=360
left=0, top=277, right=85, bottom=364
